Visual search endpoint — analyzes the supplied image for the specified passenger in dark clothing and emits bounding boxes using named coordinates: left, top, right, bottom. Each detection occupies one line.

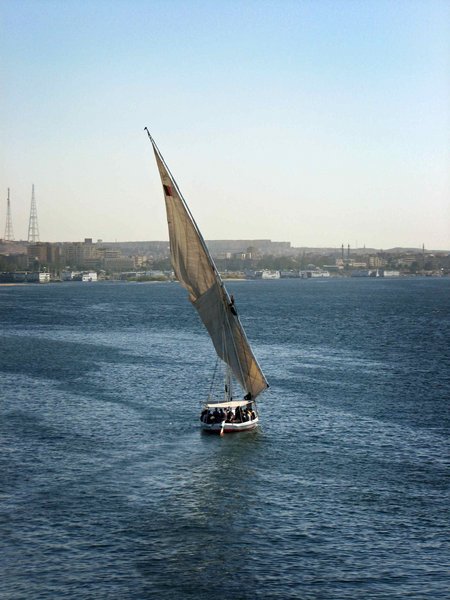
left=229, top=294, right=237, bottom=316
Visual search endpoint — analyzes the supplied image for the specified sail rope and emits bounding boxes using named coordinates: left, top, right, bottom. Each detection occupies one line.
left=223, top=295, right=248, bottom=397
left=207, top=355, right=221, bottom=401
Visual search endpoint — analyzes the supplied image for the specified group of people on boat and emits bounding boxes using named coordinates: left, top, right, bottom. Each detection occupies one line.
left=200, top=403, right=257, bottom=425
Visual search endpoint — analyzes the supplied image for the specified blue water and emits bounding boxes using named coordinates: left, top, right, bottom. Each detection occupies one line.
left=1, top=278, right=449, bottom=599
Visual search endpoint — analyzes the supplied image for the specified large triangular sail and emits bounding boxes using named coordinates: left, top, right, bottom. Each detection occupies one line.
left=146, top=129, right=268, bottom=399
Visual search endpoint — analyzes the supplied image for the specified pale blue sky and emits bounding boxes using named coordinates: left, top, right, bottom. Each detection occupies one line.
left=1, top=0, right=449, bottom=248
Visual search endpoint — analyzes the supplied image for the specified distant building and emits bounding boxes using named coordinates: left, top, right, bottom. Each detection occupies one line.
left=382, top=270, right=400, bottom=277
left=103, top=256, right=135, bottom=272
left=300, top=269, right=330, bottom=278
left=133, top=255, right=150, bottom=268
left=26, top=272, right=50, bottom=283
left=369, top=255, right=387, bottom=268
left=62, top=238, right=99, bottom=268
left=279, top=270, right=300, bottom=278
left=61, top=239, right=137, bottom=271
left=27, top=242, right=61, bottom=266
left=207, top=239, right=292, bottom=257
left=61, top=270, right=98, bottom=281
left=0, top=253, right=28, bottom=270
left=260, top=270, right=281, bottom=279
left=323, top=264, right=341, bottom=272
left=81, top=272, right=98, bottom=282
left=0, top=271, right=49, bottom=283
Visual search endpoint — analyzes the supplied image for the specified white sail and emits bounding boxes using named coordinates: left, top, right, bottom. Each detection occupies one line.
left=147, top=131, right=268, bottom=399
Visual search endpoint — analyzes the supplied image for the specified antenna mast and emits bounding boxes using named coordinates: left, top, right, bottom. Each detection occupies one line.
left=27, top=184, right=40, bottom=243
left=4, top=188, right=15, bottom=241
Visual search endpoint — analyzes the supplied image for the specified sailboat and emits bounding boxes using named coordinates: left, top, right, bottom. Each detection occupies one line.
left=145, top=129, right=269, bottom=433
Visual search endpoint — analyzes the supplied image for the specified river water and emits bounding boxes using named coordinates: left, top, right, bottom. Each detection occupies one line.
left=1, top=278, right=449, bottom=599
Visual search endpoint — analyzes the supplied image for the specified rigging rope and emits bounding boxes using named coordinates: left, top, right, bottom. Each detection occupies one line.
left=207, top=355, right=220, bottom=401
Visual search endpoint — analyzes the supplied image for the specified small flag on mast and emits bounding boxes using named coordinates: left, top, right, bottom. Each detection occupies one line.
left=163, top=184, right=173, bottom=197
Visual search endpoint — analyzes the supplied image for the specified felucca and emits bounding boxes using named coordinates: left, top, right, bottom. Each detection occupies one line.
left=145, top=129, right=268, bottom=433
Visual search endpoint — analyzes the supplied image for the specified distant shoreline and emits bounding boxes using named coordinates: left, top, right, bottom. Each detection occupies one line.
left=2, top=275, right=449, bottom=288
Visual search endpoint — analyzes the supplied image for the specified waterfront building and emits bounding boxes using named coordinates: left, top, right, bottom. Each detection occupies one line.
left=27, top=242, right=61, bottom=267
left=260, top=270, right=281, bottom=279
left=299, top=269, right=330, bottom=278
left=62, top=239, right=99, bottom=268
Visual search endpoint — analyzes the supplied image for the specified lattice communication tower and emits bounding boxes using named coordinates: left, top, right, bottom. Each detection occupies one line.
left=4, top=188, right=15, bottom=241
left=28, top=184, right=40, bottom=243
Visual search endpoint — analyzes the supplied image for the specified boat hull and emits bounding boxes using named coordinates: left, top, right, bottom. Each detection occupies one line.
left=201, top=417, right=259, bottom=434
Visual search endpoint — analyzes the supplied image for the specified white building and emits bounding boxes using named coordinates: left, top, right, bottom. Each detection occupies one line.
left=299, top=269, right=330, bottom=278
left=81, top=272, right=98, bottom=282
left=261, top=270, right=281, bottom=279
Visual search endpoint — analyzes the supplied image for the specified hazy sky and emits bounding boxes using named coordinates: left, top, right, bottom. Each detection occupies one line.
left=1, top=0, right=449, bottom=249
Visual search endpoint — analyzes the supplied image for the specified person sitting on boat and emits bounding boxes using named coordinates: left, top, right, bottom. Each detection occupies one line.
left=214, top=408, right=224, bottom=423
left=228, top=294, right=238, bottom=316
left=226, top=408, right=234, bottom=422
left=200, top=409, right=207, bottom=422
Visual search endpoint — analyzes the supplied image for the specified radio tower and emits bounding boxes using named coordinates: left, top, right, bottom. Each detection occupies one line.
left=27, top=184, right=40, bottom=243
left=4, top=188, right=15, bottom=241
